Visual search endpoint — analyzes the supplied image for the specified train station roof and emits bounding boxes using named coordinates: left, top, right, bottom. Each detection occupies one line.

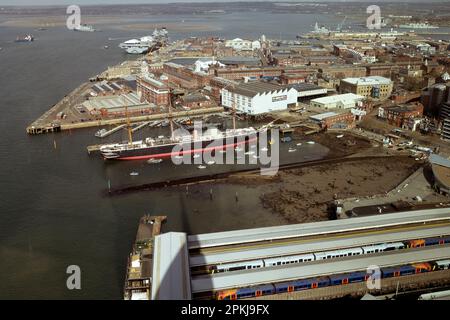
left=151, top=232, right=191, bottom=300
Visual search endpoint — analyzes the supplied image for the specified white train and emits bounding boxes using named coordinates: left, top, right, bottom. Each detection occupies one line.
left=215, top=242, right=406, bottom=273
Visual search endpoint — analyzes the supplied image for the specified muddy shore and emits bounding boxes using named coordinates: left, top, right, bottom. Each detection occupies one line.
left=226, top=131, right=421, bottom=224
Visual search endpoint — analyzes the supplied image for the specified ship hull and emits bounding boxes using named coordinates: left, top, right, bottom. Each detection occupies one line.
left=102, top=134, right=259, bottom=161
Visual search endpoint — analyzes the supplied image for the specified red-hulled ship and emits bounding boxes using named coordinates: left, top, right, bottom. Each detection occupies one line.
left=99, top=127, right=259, bottom=160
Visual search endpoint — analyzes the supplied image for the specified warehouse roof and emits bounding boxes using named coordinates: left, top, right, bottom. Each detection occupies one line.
left=309, top=112, right=339, bottom=121
left=287, top=83, right=325, bottom=93
left=342, top=76, right=392, bottom=86
left=311, top=93, right=365, bottom=105
left=226, top=82, right=291, bottom=98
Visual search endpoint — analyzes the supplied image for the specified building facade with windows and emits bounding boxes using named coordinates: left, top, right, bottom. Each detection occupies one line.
left=137, top=75, right=170, bottom=106
left=221, top=82, right=298, bottom=115
left=340, top=76, right=393, bottom=100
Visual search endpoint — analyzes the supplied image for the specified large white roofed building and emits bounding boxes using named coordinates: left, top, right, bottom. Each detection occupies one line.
left=310, top=93, right=365, bottom=110
left=221, top=82, right=298, bottom=115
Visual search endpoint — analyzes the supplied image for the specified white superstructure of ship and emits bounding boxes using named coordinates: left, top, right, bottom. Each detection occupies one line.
left=73, top=24, right=96, bottom=32
left=398, top=22, right=439, bottom=29
left=119, top=28, right=168, bottom=54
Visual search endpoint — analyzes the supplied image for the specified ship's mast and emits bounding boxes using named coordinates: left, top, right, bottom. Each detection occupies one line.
left=125, top=105, right=133, bottom=145
left=232, top=92, right=236, bottom=130
left=168, top=89, right=174, bottom=139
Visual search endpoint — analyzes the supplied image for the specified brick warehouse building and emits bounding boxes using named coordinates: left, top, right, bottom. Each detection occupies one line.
left=137, top=75, right=170, bottom=106
left=378, top=102, right=424, bottom=128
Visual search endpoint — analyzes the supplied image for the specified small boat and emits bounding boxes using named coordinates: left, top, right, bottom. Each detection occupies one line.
left=95, top=129, right=107, bottom=138
left=147, top=158, right=163, bottom=164
left=288, top=148, right=297, bottom=153
left=130, top=172, right=139, bottom=176
left=207, top=160, right=216, bottom=165
left=198, top=165, right=207, bottom=169
left=15, top=34, right=34, bottom=42
left=336, top=134, right=344, bottom=139
left=104, top=45, right=109, bottom=49
left=296, top=143, right=302, bottom=146
left=307, top=141, right=315, bottom=145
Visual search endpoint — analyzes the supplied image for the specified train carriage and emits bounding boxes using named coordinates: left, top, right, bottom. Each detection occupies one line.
left=329, top=271, right=367, bottom=285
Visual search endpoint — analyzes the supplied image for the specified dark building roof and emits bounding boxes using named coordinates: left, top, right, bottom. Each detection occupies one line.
left=287, top=83, right=324, bottom=92
left=228, top=82, right=288, bottom=97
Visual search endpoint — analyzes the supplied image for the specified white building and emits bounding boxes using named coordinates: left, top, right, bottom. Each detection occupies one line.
left=194, top=59, right=225, bottom=74
left=310, top=93, right=365, bottom=110
left=225, top=38, right=261, bottom=51
left=221, top=82, right=298, bottom=115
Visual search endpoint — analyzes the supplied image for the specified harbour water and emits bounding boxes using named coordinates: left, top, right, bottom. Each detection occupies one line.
left=0, top=11, right=392, bottom=299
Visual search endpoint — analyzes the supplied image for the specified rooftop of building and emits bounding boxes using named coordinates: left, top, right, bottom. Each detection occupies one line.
left=382, top=103, right=423, bottom=113
left=309, top=111, right=339, bottom=121
left=287, top=83, right=326, bottom=92
left=226, top=81, right=290, bottom=97
left=311, top=93, right=365, bottom=104
left=140, top=75, right=168, bottom=89
left=84, top=93, right=149, bottom=111
left=430, top=154, right=450, bottom=190
left=342, top=76, right=392, bottom=86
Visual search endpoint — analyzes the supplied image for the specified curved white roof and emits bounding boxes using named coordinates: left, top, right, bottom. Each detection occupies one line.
left=124, top=39, right=140, bottom=44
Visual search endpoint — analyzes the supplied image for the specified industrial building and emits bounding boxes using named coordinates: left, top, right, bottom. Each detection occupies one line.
left=287, top=83, right=328, bottom=101
left=378, top=102, right=424, bottom=128
left=224, top=38, right=261, bottom=51
left=137, top=75, right=170, bottom=106
left=310, top=93, right=365, bottom=110
left=429, top=154, right=450, bottom=196
left=309, top=111, right=355, bottom=129
left=340, top=76, right=393, bottom=100
left=82, top=93, right=154, bottom=117
left=442, top=117, right=450, bottom=141
left=422, top=83, right=450, bottom=117
left=221, top=82, right=298, bottom=115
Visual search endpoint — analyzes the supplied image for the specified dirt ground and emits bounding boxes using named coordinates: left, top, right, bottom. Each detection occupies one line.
left=254, top=156, right=422, bottom=224
left=304, top=131, right=373, bottom=158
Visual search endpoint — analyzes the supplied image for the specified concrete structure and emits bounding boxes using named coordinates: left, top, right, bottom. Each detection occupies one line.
left=429, top=154, right=450, bottom=195
left=422, top=83, right=450, bottom=117
left=442, top=117, right=450, bottom=141
left=340, top=76, right=393, bottom=100
left=310, top=93, right=365, bottom=110
left=221, top=82, right=298, bottom=115
left=151, top=232, right=191, bottom=300
left=137, top=75, right=170, bottom=106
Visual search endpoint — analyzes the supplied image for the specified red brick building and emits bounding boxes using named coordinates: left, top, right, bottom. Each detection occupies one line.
left=379, top=102, right=424, bottom=127
left=137, top=75, right=170, bottom=106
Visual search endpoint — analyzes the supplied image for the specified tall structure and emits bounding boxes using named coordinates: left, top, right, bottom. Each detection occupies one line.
left=421, top=83, right=450, bottom=117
